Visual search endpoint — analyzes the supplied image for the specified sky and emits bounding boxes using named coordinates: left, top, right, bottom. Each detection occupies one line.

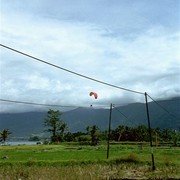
left=0, top=0, right=180, bottom=112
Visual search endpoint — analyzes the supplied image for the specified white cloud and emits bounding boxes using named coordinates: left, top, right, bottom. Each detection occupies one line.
left=0, top=4, right=179, bottom=112
left=24, top=74, right=50, bottom=90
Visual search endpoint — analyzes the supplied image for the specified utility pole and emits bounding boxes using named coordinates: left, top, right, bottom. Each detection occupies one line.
left=145, top=92, right=155, bottom=170
left=107, top=103, right=113, bottom=159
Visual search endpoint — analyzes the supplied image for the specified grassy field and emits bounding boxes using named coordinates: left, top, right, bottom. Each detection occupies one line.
left=0, top=142, right=179, bottom=179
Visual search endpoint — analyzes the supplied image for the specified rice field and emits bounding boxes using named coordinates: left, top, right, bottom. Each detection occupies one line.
left=0, top=143, right=179, bottom=179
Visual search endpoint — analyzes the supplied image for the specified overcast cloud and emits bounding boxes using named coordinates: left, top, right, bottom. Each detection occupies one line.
left=0, top=0, right=180, bottom=112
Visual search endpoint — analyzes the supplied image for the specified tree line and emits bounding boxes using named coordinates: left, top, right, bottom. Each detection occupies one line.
left=43, top=109, right=180, bottom=146
left=1, top=109, right=179, bottom=146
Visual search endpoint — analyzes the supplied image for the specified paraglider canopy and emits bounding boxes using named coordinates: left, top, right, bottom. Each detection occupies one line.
left=89, top=92, right=98, bottom=99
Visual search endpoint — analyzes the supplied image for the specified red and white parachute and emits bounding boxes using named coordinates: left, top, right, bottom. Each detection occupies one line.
left=89, top=92, right=98, bottom=99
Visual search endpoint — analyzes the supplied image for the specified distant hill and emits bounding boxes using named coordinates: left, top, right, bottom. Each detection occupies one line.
left=0, top=97, right=179, bottom=138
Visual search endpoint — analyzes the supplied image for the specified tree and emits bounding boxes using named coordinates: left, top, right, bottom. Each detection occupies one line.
left=136, top=125, right=148, bottom=141
left=171, top=130, right=180, bottom=147
left=161, top=128, right=171, bottom=142
left=0, top=129, right=11, bottom=143
left=63, top=132, right=75, bottom=142
left=86, top=125, right=99, bottom=146
left=29, top=134, right=40, bottom=141
left=44, top=109, right=67, bottom=143
left=111, top=125, right=125, bottom=141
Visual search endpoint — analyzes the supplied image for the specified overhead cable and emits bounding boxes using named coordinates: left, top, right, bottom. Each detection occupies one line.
left=147, top=94, right=178, bottom=119
left=0, top=44, right=144, bottom=95
left=0, top=98, right=84, bottom=108
left=0, top=98, right=110, bottom=108
left=112, top=105, right=129, bottom=119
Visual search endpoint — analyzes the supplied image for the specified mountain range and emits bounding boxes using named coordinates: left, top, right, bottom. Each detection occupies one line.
left=0, top=97, right=179, bottom=138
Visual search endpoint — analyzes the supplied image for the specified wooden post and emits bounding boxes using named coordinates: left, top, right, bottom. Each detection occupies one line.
left=107, top=103, right=113, bottom=159
left=145, top=92, right=155, bottom=170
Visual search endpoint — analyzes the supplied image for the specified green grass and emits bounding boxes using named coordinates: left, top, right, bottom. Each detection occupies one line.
left=0, top=143, right=179, bottom=165
left=0, top=143, right=179, bottom=179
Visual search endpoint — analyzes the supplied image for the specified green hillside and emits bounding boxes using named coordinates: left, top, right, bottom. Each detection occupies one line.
left=0, top=97, right=179, bottom=138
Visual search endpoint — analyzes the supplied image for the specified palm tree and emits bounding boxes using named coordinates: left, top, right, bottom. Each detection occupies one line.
left=0, top=129, right=11, bottom=143
left=44, top=109, right=68, bottom=142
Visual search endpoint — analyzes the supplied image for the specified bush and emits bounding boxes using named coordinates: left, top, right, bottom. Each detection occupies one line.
left=125, top=153, right=139, bottom=163
left=77, top=135, right=91, bottom=145
left=77, top=135, right=91, bottom=142
left=29, top=135, right=40, bottom=141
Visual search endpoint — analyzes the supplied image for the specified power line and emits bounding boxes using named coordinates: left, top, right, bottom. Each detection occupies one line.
left=112, top=105, right=129, bottom=120
left=0, top=98, right=110, bottom=108
left=0, top=44, right=144, bottom=95
left=147, top=94, right=178, bottom=119
left=0, top=99, right=84, bottom=108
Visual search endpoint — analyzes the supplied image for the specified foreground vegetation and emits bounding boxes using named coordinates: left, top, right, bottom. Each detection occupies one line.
left=0, top=143, right=179, bottom=179
left=0, top=163, right=179, bottom=179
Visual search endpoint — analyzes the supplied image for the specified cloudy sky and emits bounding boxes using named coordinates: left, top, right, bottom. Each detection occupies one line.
left=0, top=0, right=180, bottom=112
